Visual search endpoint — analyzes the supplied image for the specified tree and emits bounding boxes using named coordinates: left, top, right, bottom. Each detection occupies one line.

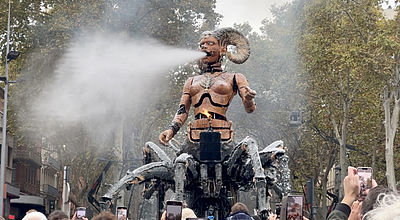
left=381, top=15, right=400, bottom=190
left=222, top=0, right=308, bottom=212
left=298, top=0, right=394, bottom=201
left=383, top=82, right=399, bottom=191
left=4, top=0, right=221, bottom=216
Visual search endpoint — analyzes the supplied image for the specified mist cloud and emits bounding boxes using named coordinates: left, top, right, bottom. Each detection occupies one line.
left=34, top=31, right=204, bottom=132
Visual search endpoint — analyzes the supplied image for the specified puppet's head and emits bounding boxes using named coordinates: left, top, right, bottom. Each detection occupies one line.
left=198, top=28, right=250, bottom=72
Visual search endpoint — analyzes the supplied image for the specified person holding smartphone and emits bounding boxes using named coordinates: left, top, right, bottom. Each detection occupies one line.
left=327, top=167, right=360, bottom=220
left=71, top=208, right=89, bottom=220
left=160, top=206, right=197, bottom=220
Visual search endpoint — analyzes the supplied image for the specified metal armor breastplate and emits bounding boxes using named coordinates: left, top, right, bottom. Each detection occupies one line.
left=189, top=72, right=236, bottom=117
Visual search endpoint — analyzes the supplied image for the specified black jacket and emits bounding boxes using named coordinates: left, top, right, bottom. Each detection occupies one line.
left=326, top=203, right=351, bottom=220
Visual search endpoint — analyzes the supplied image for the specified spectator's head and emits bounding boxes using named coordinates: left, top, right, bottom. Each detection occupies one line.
left=230, top=202, right=249, bottom=215
left=361, top=186, right=394, bottom=216
left=92, top=212, right=117, bottom=220
left=48, top=210, right=69, bottom=220
left=22, top=212, right=47, bottom=220
left=26, top=209, right=37, bottom=215
left=363, top=192, right=400, bottom=220
left=181, top=207, right=196, bottom=219
left=0, top=216, right=6, bottom=220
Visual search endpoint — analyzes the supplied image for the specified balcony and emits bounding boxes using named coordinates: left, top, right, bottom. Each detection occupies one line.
left=5, top=167, right=16, bottom=184
left=42, top=184, right=58, bottom=198
left=14, top=148, right=41, bottom=166
left=14, top=164, right=40, bottom=195
left=18, top=181, right=40, bottom=196
left=43, top=156, right=60, bottom=171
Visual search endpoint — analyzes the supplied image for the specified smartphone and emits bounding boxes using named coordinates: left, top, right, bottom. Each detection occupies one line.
left=166, top=200, right=183, bottom=220
left=281, top=195, right=303, bottom=220
left=76, top=207, right=86, bottom=219
left=116, top=206, right=127, bottom=220
left=275, top=203, right=281, bottom=218
left=357, top=167, right=373, bottom=196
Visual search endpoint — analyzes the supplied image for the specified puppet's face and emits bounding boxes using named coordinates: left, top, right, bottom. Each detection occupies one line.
left=199, top=36, right=225, bottom=64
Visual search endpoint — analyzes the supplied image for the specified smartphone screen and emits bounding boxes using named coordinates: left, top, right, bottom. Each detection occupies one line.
left=76, top=207, right=86, bottom=219
left=275, top=203, right=281, bottom=218
left=286, top=196, right=303, bottom=220
left=357, top=167, right=373, bottom=196
left=116, top=206, right=127, bottom=220
left=166, top=201, right=183, bottom=220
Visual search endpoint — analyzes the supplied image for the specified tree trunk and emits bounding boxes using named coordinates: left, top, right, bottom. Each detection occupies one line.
left=372, top=144, right=377, bottom=179
left=114, top=118, right=125, bottom=206
left=319, top=180, right=328, bottom=219
left=339, top=143, right=347, bottom=199
left=331, top=99, right=350, bottom=199
left=383, top=85, right=399, bottom=191
left=317, top=151, right=335, bottom=219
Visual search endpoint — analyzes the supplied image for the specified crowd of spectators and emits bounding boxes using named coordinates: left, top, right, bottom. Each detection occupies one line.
left=15, top=166, right=400, bottom=220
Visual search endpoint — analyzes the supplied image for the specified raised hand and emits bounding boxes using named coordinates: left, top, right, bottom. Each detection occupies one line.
left=342, top=166, right=360, bottom=206
left=348, top=201, right=362, bottom=220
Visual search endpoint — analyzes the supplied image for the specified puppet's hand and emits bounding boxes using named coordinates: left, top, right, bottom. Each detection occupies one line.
left=244, top=86, right=256, bottom=100
left=159, top=129, right=174, bottom=146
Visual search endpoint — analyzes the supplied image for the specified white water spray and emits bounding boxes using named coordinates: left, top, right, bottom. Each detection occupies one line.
left=35, top=32, right=204, bottom=126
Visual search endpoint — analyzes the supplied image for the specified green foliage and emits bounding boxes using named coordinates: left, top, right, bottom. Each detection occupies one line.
left=223, top=1, right=305, bottom=150
left=298, top=0, right=400, bottom=216
left=2, top=0, right=220, bottom=212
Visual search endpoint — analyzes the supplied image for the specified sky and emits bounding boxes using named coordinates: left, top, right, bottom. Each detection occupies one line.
left=215, top=0, right=293, bottom=33
left=215, top=0, right=398, bottom=33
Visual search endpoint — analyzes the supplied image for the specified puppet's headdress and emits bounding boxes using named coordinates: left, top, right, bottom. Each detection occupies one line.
left=201, top=27, right=250, bottom=64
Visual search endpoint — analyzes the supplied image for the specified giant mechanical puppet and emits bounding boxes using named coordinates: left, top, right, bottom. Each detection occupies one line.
left=102, top=28, right=291, bottom=220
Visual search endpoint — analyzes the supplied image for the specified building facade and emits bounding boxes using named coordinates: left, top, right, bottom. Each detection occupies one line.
left=11, top=146, right=44, bottom=219
left=0, top=89, right=20, bottom=219
left=40, top=141, right=60, bottom=216
left=10, top=138, right=61, bottom=219
left=1, top=134, right=20, bottom=220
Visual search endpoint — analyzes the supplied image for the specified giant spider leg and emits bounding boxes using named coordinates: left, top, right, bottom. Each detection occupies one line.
left=224, top=140, right=247, bottom=178
left=259, top=140, right=291, bottom=198
left=275, top=153, right=291, bottom=196
left=141, top=141, right=174, bottom=201
left=174, top=153, right=198, bottom=201
left=102, top=161, right=174, bottom=201
left=225, top=136, right=268, bottom=215
left=242, top=137, right=268, bottom=215
left=143, top=141, right=173, bottom=164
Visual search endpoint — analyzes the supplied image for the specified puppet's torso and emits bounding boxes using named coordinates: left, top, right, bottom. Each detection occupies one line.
left=189, top=72, right=237, bottom=120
